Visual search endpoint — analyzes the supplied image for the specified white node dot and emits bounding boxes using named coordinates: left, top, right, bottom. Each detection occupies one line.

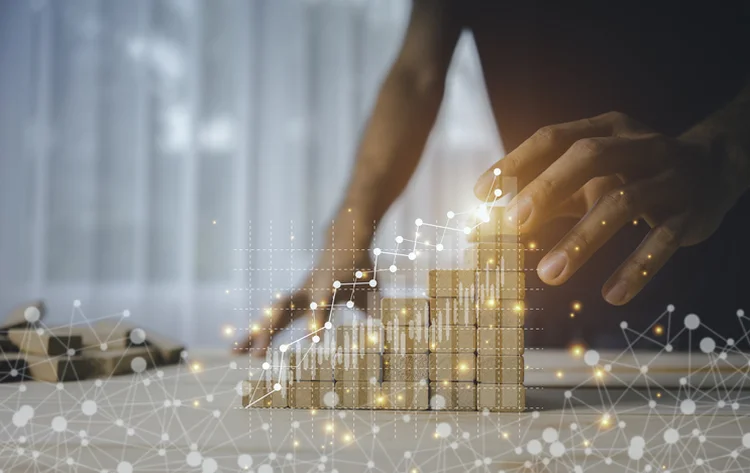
left=630, top=436, right=645, bottom=448
left=312, top=335, right=320, bottom=343
left=73, top=300, right=81, bottom=307
left=430, top=395, right=446, bottom=410
left=261, top=362, right=270, bottom=370
left=493, top=168, right=501, bottom=176
left=447, top=211, right=455, bottom=219
left=742, top=433, right=750, bottom=448
left=372, top=425, right=380, bottom=434
left=129, top=328, right=146, bottom=345
left=494, top=189, right=502, bottom=197
left=324, top=322, right=332, bottom=330
left=583, top=350, right=600, bottom=366
left=355, top=271, right=363, bottom=279
left=346, top=301, right=355, bottom=309
left=333, top=280, right=341, bottom=289
left=415, top=218, right=423, bottom=226
left=463, top=227, right=471, bottom=235
left=323, top=391, right=339, bottom=407
left=408, top=252, right=416, bottom=260
left=123, top=309, right=130, bottom=317
left=628, top=446, right=644, bottom=460
left=51, top=416, right=67, bottom=433
left=202, top=458, right=218, bottom=473
left=680, top=399, right=696, bottom=415
left=680, top=377, right=687, bottom=385
left=527, top=440, right=542, bottom=455
left=542, top=428, right=558, bottom=443
left=699, top=337, right=716, bottom=353
left=279, top=344, right=288, bottom=353
left=369, top=279, right=377, bottom=287
left=727, top=338, right=735, bottom=346
left=604, top=364, right=612, bottom=372
left=436, top=243, right=444, bottom=251
left=564, top=390, right=572, bottom=398
left=738, top=309, right=745, bottom=317
left=665, top=344, right=673, bottom=352
left=550, top=442, right=565, bottom=457
left=684, top=313, right=700, bottom=330
left=67, top=348, right=75, bottom=356
left=667, top=304, right=675, bottom=312
left=620, top=321, right=628, bottom=329
left=310, top=302, right=318, bottom=310
left=186, top=451, right=202, bottom=467
left=648, top=400, right=656, bottom=408
left=640, top=365, right=649, bottom=374
left=117, top=462, right=133, bottom=473
left=100, top=343, right=108, bottom=351
left=389, top=265, right=397, bottom=273
left=436, top=422, right=451, bottom=438
left=130, top=357, right=147, bottom=373
left=403, top=414, right=411, bottom=423
left=81, top=400, right=97, bottom=416
left=395, top=236, right=404, bottom=244
left=23, top=306, right=40, bottom=323
left=273, top=383, right=281, bottom=391
left=373, top=248, right=381, bottom=256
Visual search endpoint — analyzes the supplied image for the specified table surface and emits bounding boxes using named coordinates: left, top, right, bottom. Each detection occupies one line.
left=1, top=349, right=748, bottom=472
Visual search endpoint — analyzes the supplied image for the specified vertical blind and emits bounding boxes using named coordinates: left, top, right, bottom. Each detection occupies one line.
left=0, top=0, right=503, bottom=346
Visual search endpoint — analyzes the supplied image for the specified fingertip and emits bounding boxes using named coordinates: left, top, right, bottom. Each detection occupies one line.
left=473, top=169, right=497, bottom=200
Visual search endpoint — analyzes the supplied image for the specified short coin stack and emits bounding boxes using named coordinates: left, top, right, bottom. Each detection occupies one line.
left=244, top=206, right=526, bottom=411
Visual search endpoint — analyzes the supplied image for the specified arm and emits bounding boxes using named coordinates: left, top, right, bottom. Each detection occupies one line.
left=474, top=78, right=750, bottom=306
left=248, top=0, right=462, bottom=356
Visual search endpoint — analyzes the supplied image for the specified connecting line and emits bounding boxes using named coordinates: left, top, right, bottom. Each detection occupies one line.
left=294, top=343, right=316, bottom=366
left=484, top=173, right=499, bottom=204
left=439, top=217, right=450, bottom=245
left=392, top=240, right=401, bottom=265
left=412, top=229, right=419, bottom=253
left=244, top=390, right=275, bottom=408
left=287, top=326, right=325, bottom=346
left=379, top=251, right=406, bottom=257
left=402, top=238, right=436, bottom=247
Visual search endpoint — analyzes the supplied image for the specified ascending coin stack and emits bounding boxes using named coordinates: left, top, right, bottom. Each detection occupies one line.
left=242, top=206, right=525, bottom=411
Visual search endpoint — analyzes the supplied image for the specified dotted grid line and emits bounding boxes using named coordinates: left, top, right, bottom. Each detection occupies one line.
left=247, top=220, right=252, bottom=439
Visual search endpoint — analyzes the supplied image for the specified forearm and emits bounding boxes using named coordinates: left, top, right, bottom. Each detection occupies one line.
left=335, top=66, right=445, bottom=235
left=680, top=80, right=750, bottom=204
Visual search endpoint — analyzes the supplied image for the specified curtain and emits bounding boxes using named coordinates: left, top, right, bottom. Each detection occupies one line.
left=0, top=0, right=502, bottom=347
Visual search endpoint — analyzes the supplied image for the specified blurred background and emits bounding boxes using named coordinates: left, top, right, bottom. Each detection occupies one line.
left=0, top=0, right=505, bottom=347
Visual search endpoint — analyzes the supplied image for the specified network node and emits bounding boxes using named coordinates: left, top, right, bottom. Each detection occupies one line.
left=408, top=252, right=416, bottom=260
left=312, top=335, right=320, bottom=343
left=262, top=362, right=270, bottom=370
left=373, top=248, right=381, bottom=256
left=446, top=211, right=455, bottom=219
left=346, top=301, right=354, bottom=309
left=494, top=189, right=502, bottom=197
left=332, top=280, right=341, bottom=289
left=355, top=271, right=363, bottom=279
left=436, top=244, right=444, bottom=251
left=415, top=218, right=423, bottom=226
left=389, top=265, right=397, bottom=273
left=493, top=168, right=501, bottom=176
left=324, top=322, right=332, bottom=330
left=395, top=236, right=404, bottom=244
left=309, top=302, right=318, bottom=310
left=369, top=279, right=377, bottom=287
left=279, top=345, right=288, bottom=353
left=463, top=227, right=471, bottom=235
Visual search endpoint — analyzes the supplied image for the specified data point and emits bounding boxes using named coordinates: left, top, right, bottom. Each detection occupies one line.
left=279, top=345, right=288, bottom=353
left=408, top=252, right=416, bottom=260
left=333, top=280, right=341, bottom=289
left=273, top=383, right=282, bottom=391
left=494, top=189, right=502, bottom=197
left=262, top=362, right=270, bottom=370
left=355, top=271, right=363, bottom=279
left=310, top=302, right=318, bottom=310
left=463, top=227, right=471, bottom=235
left=493, top=168, right=501, bottom=176
left=324, top=322, right=332, bottom=330
left=436, top=244, right=444, bottom=251
left=346, top=301, right=354, bottom=309
left=446, top=211, right=455, bottom=219
left=373, top=248, right=381, bottom=256
left=369, top=279, right=377, bottom=287
left=389, top=265, right=397, bottom=273
left=395, top=236, right=404, bottom=244
left=415, top=218, right=423, bottom=226
left=312, top=335, right=320, bottom=343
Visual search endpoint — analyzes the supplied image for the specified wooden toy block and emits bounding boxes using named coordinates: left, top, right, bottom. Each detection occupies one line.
left=0, top=354, right=25, bottom=382
left=476, top=299, right=525, bottom=328
left=476, top=328, right=524, bottom=355
left=77, top=321, right=184, bottom=365
left=429, top=353, right=476, bottom=382
left=290, top=381, right=336, bottom=409
left=1, top=300, right=45, bottom=333
left=469, top=206, right=520, bottom=242
left=476, top=384, right=526, bottom=411
left=475, top=270, right=525, bottom=301
left=333, top=352, right=381, bottom=383
left=336, top=381, right=380, bottom=409
left=382, top=354, right=429, bottom=382
left=476, top=355, right=524, bottom=384
left=335, top=322, right=384, bottom=353
left=83, top=346, right=156, bottom=377
left=383, top=324, right=429, bottom=354
left=428, top=326, right=476, bottom=353
left=1, top=353, right=93, bottom=382
left=242, top=380, right=288, bottom=408
left=464, top=243, right=525, bottom=271
left=379, top=298, right=429, bottom=326
left=380, top=381, right=429, bottom=410
left=289, top=348, right=335, bottom=382
left=429, top=381, right=476, bottom=410
left=6, top=328, right=83, bottom=356
left=428, top=270, right=476, bottom=299
left=428, top=298, right=476, bottom=326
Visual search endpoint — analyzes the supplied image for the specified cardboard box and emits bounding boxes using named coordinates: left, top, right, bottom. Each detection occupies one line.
left=379, top=298, right=429, bottom=327
left=428, top=326, right=476, bottom=353
left=428, top=298, right=476, bottom=327
left=6, top=328, right=82, bottom=356
left=429, top=381, right=476, bottom=410
left=476, top=299, right=525, bottom=328
left=476, top=328, right=524, bottom=355
left=290, top=381, right=337, bottom=409
left=476, top=355, right=524, bottom=384
left=289, top=348, right=335, bottom=382
left=429, top=353, right=476, bottom=381
left=383, top=324, right=429, bottom=354
left=382, top=354, right=428, bottom=382
left=333, top=352, right=381, bottom=383
left=336, top=381, right=379, bottom=409
left=428, top=270, right=477, bottom=299
left=241, top=379, right=289, bottom=408
left=476, top=384, right=526, bottom=411
left=475, top=270, right=525, bottom=301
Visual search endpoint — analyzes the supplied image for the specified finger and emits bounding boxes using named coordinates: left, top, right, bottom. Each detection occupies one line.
left=474, top=111, right=626, bottom=198
left=602, top=216, right=685, bottom=305
left=536, top=173, right=674, bottom=285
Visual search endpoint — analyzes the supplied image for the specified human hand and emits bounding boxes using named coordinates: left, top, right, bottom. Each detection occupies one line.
left=242, top=217, right=375, bottom=358
left=475, top=111, right=745, bottom=305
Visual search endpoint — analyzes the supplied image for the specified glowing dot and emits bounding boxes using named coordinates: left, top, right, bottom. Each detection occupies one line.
left=346, top=301, right=354, bottom=309
left=667, top=304, right=675, bottom=312
left=574, top=246, right=580, bottom=251
left=436, top=244, right=444, bottom=251
left=279, top=345, right=288, bottom=353
left=333, top=280, right=341, bottom=289
left=529, top=242, right=536, bottom=249
left=447, top=211, right=455, bottom=219
left=494, top=189, right=502, bottom=197
left=389, top=265, right=397, bottom=273
left=647, top=254, right=653, bottom=259
left=601, top=220, right=606, bottom=225
left=24, top=307, right=40, bottom=323
left=493, top=168, right=501, bottom=176
left=633, top=220, right=638, bottom=225
left=408, top=252, right=416, bottom=260
left=415, top=218, right=423, bottom=226
left=463, top=227, right=471, bottom=235
left=556, top=371, right=563, bottom=379
left=373, top=248, right=381, bottom=256
left=310, top=302, right=318, bottom=310
left=584, top=350, right=599, bottom=366
left=262, top=362, right=270, bottom=370
left=572, top=302, right=582, bottom=311
left=642, top=270, right=648, bottom=276
left=212, top=220, right=216, bottom=225
left=654, top=325, right=664, bottom=335
left=355, top=271, right=363, bottom=279
left=324, top=322, right=332, bottom=330
left=312, top=335, right=320, bottom=343
left=395, top=236, right=404, bottom=244
left=273, top=383, right=281, bottom=391
left=570, top=345, right=584, bottom=357
left=369, top=279, right=377, bottom=287
left=570, top=313, right=575, bottom=318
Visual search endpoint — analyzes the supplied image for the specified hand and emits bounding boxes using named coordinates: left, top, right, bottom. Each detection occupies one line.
left=241, top=216, right=375, bottom=357
left=475, top=111, right=743, bottom=305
